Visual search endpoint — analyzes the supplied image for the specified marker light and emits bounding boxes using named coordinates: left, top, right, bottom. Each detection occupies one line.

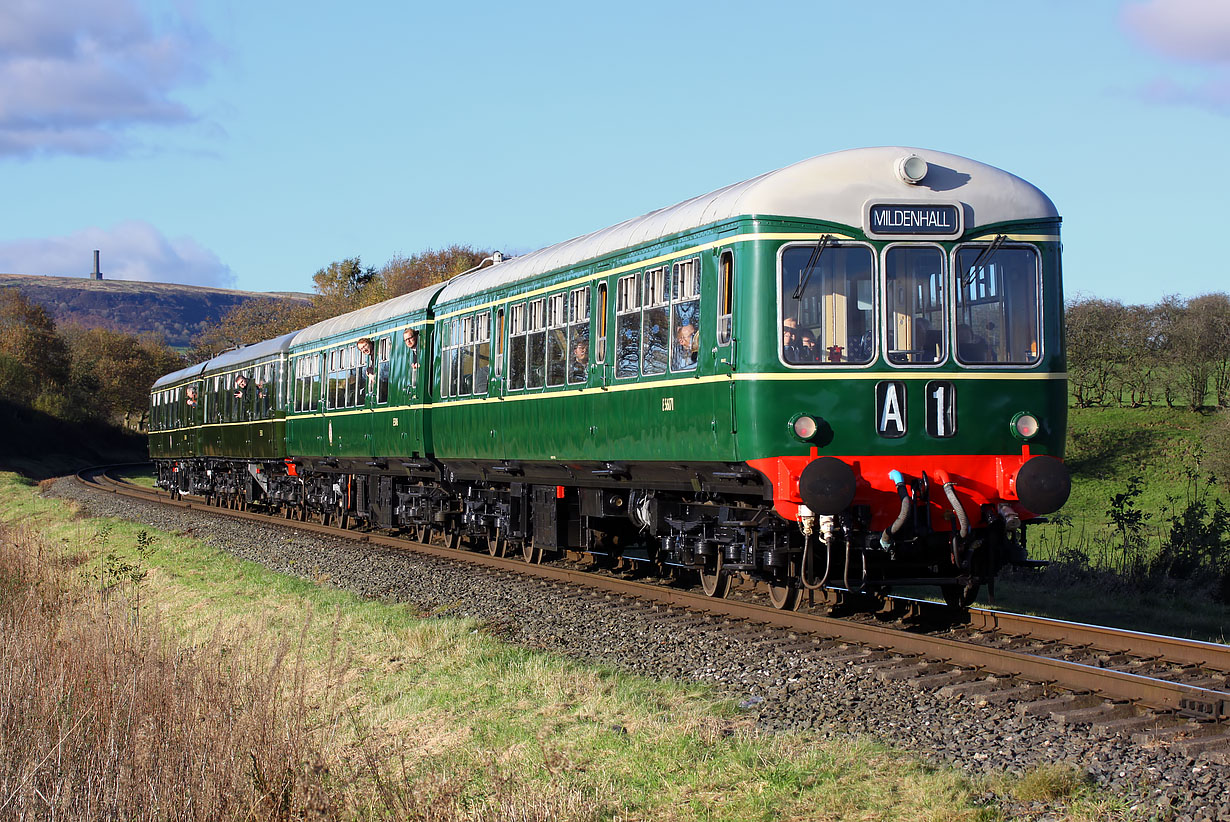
left=790, top=414, right=820, bottom=441
left=895, top=154, right=929, bottom=185
left=1012, top=412, right=1040, bottom=440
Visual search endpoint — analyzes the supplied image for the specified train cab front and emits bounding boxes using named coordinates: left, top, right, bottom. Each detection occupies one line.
left=740, top=177, right=1067, bottom=604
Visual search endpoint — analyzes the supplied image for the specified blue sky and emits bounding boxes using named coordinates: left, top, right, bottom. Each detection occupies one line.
left=2, top=0, right=1229, bottom=305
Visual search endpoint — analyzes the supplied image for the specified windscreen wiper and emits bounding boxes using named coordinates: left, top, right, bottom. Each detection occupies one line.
left=792, top=234, right=832, bottom=299
left=963, top=234, right=1007, bottom=285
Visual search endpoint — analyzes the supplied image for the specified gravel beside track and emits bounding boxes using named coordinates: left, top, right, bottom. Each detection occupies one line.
left=50, top=478, right=1230, bottom=820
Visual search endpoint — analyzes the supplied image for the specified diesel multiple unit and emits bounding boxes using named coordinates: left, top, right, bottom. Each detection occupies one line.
left=149, top=147, right=1070, bottom=608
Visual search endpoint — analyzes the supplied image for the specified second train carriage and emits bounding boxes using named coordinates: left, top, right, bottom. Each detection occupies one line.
left=151, top=146, right=1071, bottom=607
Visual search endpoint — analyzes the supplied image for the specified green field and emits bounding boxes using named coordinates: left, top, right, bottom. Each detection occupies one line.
left=988, top=406, right=1230, bottom=640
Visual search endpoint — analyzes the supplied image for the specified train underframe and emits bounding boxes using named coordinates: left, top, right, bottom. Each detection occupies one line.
left=155, top=456, right=1034, bottom=609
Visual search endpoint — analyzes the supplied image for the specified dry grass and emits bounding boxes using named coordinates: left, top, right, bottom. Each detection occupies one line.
left=0, top=520, right=348, bottom=819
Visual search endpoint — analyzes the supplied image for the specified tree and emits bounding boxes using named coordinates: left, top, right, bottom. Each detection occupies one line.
left=377, top=245, right=498, bottom=299
left=189, top=298, right=319, bottom=362
left=1163, top=294, right=1230, bottom=411
left=62, top=326, right=185, bottom=429
left=311, top=258, right=379, bottom=316
left=1065, top=298, right=1128, bottom=407
left=1187, top=293, right=1230, bottom=407
left=0, top=291, right=71, bottom=408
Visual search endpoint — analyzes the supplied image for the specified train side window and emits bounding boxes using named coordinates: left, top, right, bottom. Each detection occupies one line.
left=459, top=316, right=475, bottom=396
left=328, top=349, right=341, bottom=410
left=954, top=245, right=1041, bottom=365
left=595, top=283, right=608, bottom=365
left=546, top=293, right=566, bottom=387
left=494, top=308, right=505, bottom=379
left=292, top=358, right=301, bottom=412
left=438, top=322, right=451, bottom=399
left=474, top=312, right=491, bottom=394
left=310, top=355, right=320, bottom=410
left=526, top=298, right=546, bottom=389
left=670, top=257, right=700, bottom=372
left=568, top=286, right=590, bottom=384
left=377, top=337, right=391, bottom=403
left=615, top=274, right=640, bottom=378
left=717, top=250, right=734, bottom=346
left=508, top=303, right=527, bottom=390
left=642, top=267, right=669, bottom=376
left=349, top=344, right=362, bottom=407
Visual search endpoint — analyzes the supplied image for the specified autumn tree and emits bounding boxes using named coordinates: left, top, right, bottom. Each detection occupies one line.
left=377, top=245, right=498, bottom=299
left=63, top=326, right=185, bottom=429
left=311, top=258, right=379, bottom=316
left=0, top=291, right=71, bottom=412
left=190, top=298, right=318, bottom=362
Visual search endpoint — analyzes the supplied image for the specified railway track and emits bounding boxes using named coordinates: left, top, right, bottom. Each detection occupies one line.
left=79, top=464, right=1230, bottom=758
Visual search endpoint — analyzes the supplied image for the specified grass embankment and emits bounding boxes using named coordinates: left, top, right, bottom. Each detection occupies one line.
left=0, top=473, right=1128, bottom=820
left=989, top=406, right=1229, bottom=641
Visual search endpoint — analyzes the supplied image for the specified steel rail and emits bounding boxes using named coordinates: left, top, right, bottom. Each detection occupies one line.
left=82, top=466, right=1230, bottom=720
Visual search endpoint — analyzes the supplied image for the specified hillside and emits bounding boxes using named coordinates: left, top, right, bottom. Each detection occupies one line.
left=0, top=273, right=311, bottom=349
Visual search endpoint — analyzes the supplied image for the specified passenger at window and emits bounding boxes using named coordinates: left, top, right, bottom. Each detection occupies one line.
left=185, top=386, right=198, bottom=407
left=673, top=323, right=698, bottom=370
left=233, top=375, right=249, bottom=399
left=571, top=340, right=588, bottom=383
left=357, top=337, right=376, bottom=384
left=403, top=328, right=420, bottom=369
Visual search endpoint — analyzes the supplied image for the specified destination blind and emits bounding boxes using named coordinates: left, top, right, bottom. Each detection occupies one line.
left=867, top=203, right=960, bottom=236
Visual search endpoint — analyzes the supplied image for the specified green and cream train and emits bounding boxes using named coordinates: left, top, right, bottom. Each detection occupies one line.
left=150, top=146, right=1070, bottom=608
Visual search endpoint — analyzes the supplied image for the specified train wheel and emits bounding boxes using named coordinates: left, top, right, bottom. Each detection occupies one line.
left=433, top=527, right=459, bottom=550
left=700, top=555, right=730, bottom=598
left=487, top=529, right=507, bottom=557
left=521, top=538, right=541, bottom=564
left=767, top=566, right=800, bottom=610
left=337, top=508, right=350, bottom=530
left=941, top=583, right=980, bottom=609
left=413, top=524, right=429, bottom=543
left=767, top=583, right=798, bottom=610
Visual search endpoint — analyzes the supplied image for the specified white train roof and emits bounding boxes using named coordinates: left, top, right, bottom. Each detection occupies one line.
left=290, top=282, right=446, bottom=348
left=152, top=331, right=297, bottom=388
left=440, top=146, right=1058, bottom=303
left=151, top=361, right=206, bottom=389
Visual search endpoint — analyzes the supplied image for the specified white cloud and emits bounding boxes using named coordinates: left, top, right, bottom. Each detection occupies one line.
left=0, top=0, right=212, bottom=158
left=0, top=222, right=235, bottom=288
left=1121, top=0, right=1230, bottom=113
left=1123, top=0, right=1230, bottom=63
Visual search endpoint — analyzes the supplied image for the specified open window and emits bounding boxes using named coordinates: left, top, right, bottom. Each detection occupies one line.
left=568, top=286, right=590, bottom=384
